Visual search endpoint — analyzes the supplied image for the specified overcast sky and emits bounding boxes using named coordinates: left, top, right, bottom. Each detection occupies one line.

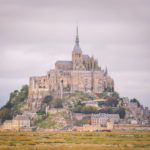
left=0, top=0, right=150, bottom=108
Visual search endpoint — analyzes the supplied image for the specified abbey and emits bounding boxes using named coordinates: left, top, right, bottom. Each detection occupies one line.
left=29, top=27, right=114, bottom=111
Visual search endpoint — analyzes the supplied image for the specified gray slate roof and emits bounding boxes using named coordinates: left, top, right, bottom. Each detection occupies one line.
left=55, top=61, right=72, bottom=65
left=73, top=43, right=82, bottom=52
left=83, top=54, right=89, bottom=58
left=92, top=113, right=119, bottom=118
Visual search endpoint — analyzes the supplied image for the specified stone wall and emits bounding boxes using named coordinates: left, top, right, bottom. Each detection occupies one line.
left=55, top=63, right=73, bottom=70
left=28, top=68, right=114, bottom=112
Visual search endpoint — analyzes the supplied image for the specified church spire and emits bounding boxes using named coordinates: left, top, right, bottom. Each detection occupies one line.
left=73, top=25, right=82, bottom=52
left=76, top=25, right=79, bottom=44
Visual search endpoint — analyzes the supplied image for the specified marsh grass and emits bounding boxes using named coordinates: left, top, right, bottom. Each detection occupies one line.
left=0, top=131, right=150, bottom=149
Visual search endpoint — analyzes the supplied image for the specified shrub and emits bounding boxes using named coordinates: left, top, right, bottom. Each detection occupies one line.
left=130, top=98, right=140, bottom=107
left=99, top=92, right=109, bottom=99
left=104, top=86, right=112, bottom=92
left=43, top=95, right=53, bottom=104
left=0, top=85, right=29, bottom=123
left=73, top=105, right=98, bottom=114
left=98, top=101, right=107, bottom=106
left=37, top=111, right=46, bottom=115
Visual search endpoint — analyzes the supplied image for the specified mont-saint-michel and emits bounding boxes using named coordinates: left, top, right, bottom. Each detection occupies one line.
left=0, top=27, right=149, bottom=132
left=0, top=27, right=150, bottom=149
left=1, top=0, right=150, bottom=149
left=29, top=27, right=114, bottom=112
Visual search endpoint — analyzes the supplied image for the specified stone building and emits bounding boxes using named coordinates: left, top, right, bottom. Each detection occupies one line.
left=29, top=27, right=114, bottom=112
left=0, top=115, right=30, bottom=131
left=124, top=102, right=150, bottom=125
left=91, top=113, right=120, bottom=127
left=73, top=122, right=114, bottom=132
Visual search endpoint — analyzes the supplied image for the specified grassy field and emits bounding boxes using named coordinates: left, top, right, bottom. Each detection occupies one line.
left=0, top=130, right=150, bottom=150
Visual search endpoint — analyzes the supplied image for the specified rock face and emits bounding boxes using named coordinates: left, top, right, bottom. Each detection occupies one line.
left=28, top=27, right=114, bottom=112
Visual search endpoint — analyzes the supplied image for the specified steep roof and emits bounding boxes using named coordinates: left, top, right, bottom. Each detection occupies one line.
left=82, top=54, right=89, bottom=58
left=73, top=26, right=82, bottom=52
left=92, top=113, right=120, bottom=118
left=55, top=61, right=72, bottom=65
left=73, top=44, right=82, bottom=52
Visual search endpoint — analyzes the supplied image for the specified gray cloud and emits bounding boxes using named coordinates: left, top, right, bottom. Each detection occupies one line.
left=0, top=0, right=150, bottom=108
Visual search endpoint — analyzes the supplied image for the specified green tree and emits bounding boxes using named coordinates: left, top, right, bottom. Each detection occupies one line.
left=81, top=106, right=98, bottom=114
left=104, top=87, right=112, bottom=92
left=43, top=95, right=53, bottom=104
left=98, top=101, right=106, bottom=106
left=20, top=85, right=28, bottom=99
left=99, top=92, right=109, bottom=99
left=117, top=107, right=126, bottom=119
left=107, top=96, right=118, bottom=107
left=107, top=107, right=113, bottom=114
left=130, top=98, right=140, bottom=107
left=111, top=92, right=119, bottom=98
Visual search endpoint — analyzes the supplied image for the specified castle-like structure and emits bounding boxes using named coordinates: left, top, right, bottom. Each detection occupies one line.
left=29, top=27, right=114, bottom=111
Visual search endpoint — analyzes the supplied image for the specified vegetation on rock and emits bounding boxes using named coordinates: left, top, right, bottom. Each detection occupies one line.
left=0, top=85, right=29, bottom=123
left=130, top=98, right=140, bottom=107
left=34, top=113, right=57, bottom=128
left=74, top=116, right=91, bottom=126
left=0, top=83, right=139, bottom=126
left=73, top=105, right=99, bottom=114
left=43, top=95, right=53, bottom=104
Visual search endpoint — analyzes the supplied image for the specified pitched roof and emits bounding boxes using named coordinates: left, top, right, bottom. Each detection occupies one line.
left=83, top=54, right=89, bottom=58
left=73, top=43, right=82, bottom=52
left=92, top=113, right=120, bottom=118
left=55, top=61, right=72, bottom=65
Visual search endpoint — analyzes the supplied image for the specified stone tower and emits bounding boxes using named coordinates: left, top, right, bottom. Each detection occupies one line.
left=72, top=26, right=85, bottom=70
